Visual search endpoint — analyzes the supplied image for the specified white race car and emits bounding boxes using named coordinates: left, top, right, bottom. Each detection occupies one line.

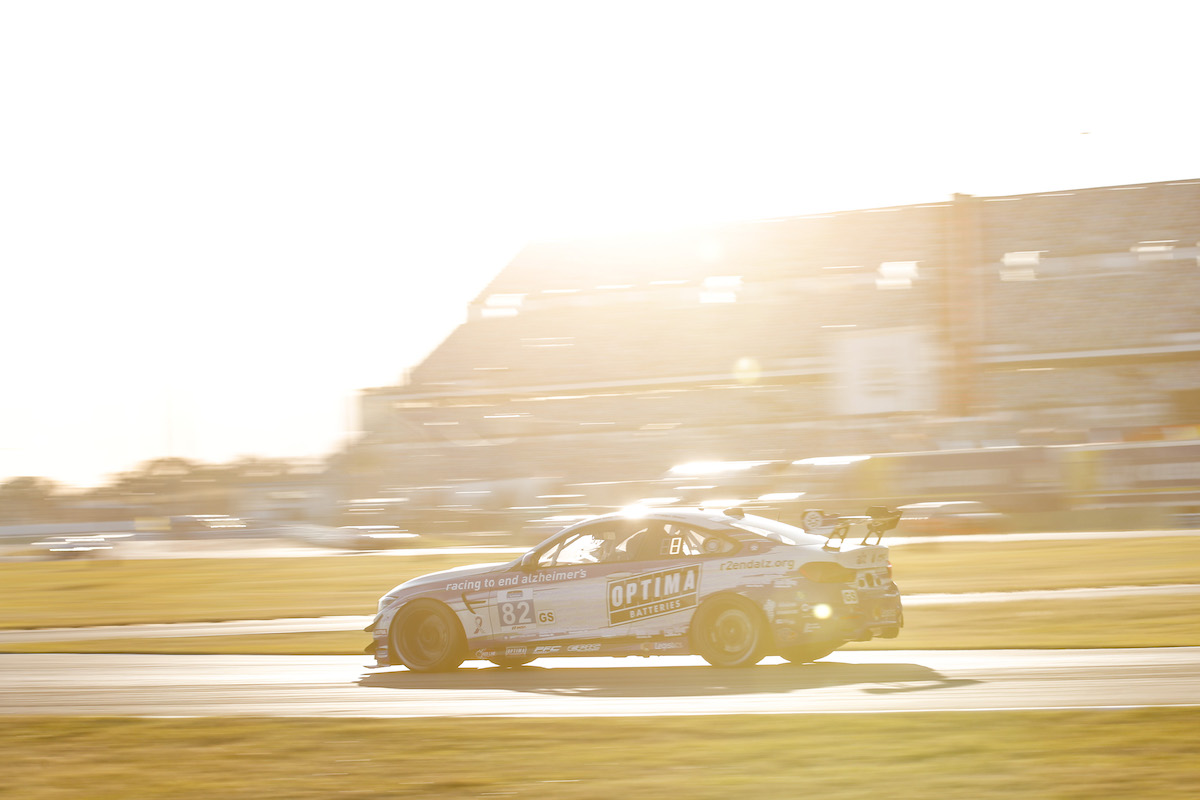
left=366, top=506, right=902, bottom=671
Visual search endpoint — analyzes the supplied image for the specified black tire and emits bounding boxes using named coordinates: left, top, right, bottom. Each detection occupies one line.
left=779, top=642, right=839, bottom=664
left=488, top=656, right=537, bottom=668
left=691, top=596, right=766, bottom=668
left=389, top=600, right=466, bottom=673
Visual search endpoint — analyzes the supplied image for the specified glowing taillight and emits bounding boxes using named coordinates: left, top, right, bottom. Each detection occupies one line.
left=799, top=561, right=857, bottom=584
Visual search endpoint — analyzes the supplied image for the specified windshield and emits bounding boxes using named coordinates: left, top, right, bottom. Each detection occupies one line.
left=729, top=514, right=825, bottom=546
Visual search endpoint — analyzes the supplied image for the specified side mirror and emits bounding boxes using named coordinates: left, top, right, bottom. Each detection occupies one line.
left=519, top=551, right=538, bottom=570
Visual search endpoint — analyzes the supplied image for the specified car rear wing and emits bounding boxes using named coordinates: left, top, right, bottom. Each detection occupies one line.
left=803, top=507, right=902, bottom=549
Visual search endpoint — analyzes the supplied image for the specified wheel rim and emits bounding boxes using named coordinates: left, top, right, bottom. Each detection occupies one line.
left=709, top=607, right=755, bottom=657
left=400, top=611, right=450, bottom=668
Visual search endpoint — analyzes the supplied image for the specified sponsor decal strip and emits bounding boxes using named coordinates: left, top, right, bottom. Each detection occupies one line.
left=719, top=558, right=796, bottom=571
left=608, top=565, right=699, bottom=626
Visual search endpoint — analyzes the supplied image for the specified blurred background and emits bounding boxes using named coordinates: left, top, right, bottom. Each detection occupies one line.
left=2, top=2, right=1199, bottom=552
left=3, top=11, right=1196, bottom=797
left=3, top=178, right=1199, bottom=550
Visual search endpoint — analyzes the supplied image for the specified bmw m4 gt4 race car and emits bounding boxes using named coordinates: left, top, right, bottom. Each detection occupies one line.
left=366, top=506, right=902, bottom=671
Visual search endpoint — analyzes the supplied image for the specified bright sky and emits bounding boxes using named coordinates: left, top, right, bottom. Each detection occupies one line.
left=2, top=1, right=1197, bottom=488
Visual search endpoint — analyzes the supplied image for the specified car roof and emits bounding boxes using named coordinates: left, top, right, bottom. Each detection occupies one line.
left=560, top=506, right=789, bottom=533
left=530, top=505, right=829, bottom=551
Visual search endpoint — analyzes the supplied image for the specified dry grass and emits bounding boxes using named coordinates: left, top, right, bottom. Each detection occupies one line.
left=3, top=592, right=1197, bottom=655
left=2, top=710, right=1198, bottom=799
left=0, top=552, right=479, bottom=629
left=0, top=537, right=1195, bottom=642
left=892, top=535, right=1200, bottom=593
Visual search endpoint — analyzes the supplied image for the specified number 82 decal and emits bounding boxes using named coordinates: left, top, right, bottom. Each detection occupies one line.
left=498, top=599, right=535, bottom=630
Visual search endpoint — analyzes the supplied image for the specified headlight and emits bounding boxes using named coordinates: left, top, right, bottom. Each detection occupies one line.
left=377, top=596, right=397, bottom=614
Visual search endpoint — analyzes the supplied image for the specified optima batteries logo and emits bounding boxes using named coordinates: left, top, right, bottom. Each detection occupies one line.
left=607, top=565, right=699, bottom=625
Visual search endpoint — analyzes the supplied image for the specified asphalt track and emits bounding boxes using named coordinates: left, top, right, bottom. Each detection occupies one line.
left=2, top=647, right=1198, bottom=717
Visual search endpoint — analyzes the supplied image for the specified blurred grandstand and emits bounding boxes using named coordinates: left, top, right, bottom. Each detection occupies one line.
left=345, top=179, right=1200, bottom=534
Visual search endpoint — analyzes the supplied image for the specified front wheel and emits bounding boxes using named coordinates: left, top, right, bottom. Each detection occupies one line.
left=691, top=597, right=766, bottom=668
left=389, top=600, right=466, bottom=673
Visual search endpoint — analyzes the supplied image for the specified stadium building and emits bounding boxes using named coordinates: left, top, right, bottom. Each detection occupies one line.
left=344, top=179, right=1200, bottom=530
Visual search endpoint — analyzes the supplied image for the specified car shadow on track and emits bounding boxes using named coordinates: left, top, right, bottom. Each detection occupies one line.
left=357, top=660, right=980, bottom=698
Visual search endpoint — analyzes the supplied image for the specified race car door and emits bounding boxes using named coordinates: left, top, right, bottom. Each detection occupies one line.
left=503, top=519, right=656, bottom=647
left=611, top=520, right=737, bottom=642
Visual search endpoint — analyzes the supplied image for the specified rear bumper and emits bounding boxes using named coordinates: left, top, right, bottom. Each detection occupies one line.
left=771, top=585, right=903, bottom=648
left=840, top=586, right=903, bottom=639
left=838, top=596, right=904, bottom=641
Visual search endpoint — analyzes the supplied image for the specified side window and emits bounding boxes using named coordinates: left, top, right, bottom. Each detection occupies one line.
left=622, top=523, right=738, bottom=560
left=540, top=521, right=741, bottom=565
left=664, top=524, right=738, bottom=557
left=613, top=523, right=669, bottom=561
left=538, top=524, right=623, bottom=567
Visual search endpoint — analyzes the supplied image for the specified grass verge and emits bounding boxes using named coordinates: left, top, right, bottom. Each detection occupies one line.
left=846, top=593, right=1200, bottom=650
left=3, top=710, right=1199, bottom=799
left=0, top=536, right=1195, bottom=631
left=892, top=535, right=1200, bottom=593
left=0, top=553, right=475, bottom=629
left=3, top=594, right=1196, bottom=654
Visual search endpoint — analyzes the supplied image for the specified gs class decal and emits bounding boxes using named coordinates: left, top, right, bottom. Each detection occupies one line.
left=607, top=565, right=699, bottom=625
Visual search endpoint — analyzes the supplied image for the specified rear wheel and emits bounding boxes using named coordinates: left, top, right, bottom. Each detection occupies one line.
left=390, top=600, right=466, bottom=673
left=779, top=642, right=839, bottom=664
left=691, top=597, right=766, bottom=668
